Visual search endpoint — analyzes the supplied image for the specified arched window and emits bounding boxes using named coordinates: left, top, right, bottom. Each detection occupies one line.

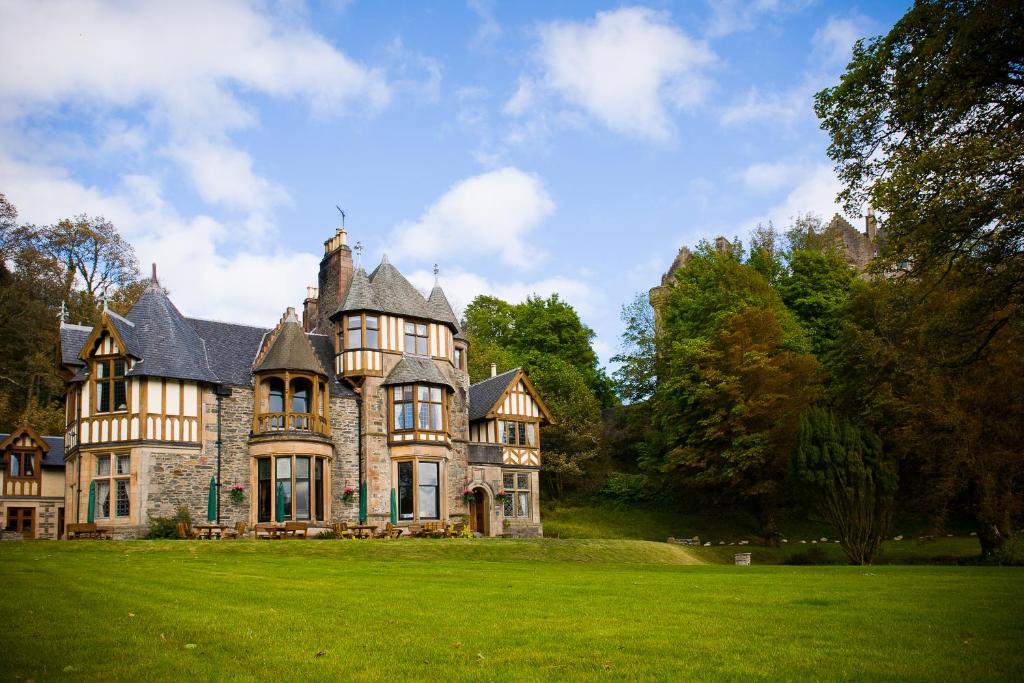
left=267, top=378, right=285, bottom=413
left=291, top=378, right=311, bottom=413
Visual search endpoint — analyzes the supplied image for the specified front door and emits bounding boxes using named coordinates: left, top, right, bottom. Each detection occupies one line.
left=6, top=507, right=34, bottom=539
left=468, top=488, right=488, bottom=535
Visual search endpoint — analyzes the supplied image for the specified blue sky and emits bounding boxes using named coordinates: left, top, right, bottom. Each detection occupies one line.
left=0, top=0, right=908, bottom=365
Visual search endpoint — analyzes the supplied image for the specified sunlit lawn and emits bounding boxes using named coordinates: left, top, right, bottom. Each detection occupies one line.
left=2, top=539, right=1022, bottom=681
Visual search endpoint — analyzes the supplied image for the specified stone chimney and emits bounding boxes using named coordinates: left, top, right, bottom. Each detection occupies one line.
left=317, top=228, right=353, bottom=335
left=490, top=363, right=497, bottom=378
left=302, top=286, right=319, bottom=333
left=865, top=208, right=878, bottom=241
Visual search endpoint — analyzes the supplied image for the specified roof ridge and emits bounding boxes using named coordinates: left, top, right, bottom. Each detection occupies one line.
left=186, top=315, right=268, bottom=331
left=105, top=309, right=135, bottom=326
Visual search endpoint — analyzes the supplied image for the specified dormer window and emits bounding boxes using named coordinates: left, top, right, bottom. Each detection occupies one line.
left=404, top=322, right=428, bottom=355
left=343, top=314, right=379, bottom=351
left=95, top=359, right=127, bottom=413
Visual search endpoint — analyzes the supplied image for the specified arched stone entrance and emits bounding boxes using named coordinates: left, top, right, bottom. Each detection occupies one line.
left=467, top=486, right=490, bottom=536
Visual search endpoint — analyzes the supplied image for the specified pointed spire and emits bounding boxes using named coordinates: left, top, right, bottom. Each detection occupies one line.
left=433, top=263, right=439, bottom=286
left=381, top=253, right=390, bottom=265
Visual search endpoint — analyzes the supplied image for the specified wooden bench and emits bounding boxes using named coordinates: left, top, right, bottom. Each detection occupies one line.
left=66, top=523, right=112, bottom=540
left=283, top=521, right=309, bottom=538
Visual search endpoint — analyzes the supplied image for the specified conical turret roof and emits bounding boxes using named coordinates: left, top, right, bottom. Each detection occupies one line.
left=123, top=286, right=219, bottom=382
left=253, top=310, right=327, bottom=376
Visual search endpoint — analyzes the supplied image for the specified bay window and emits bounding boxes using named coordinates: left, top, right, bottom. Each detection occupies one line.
left=256, top=373, right=328, bottom=435
left=391, top=384, right=447, bottom=434
left=396, top=459, right=441, bottom=521
left=256, top=455, right=328, bottom=522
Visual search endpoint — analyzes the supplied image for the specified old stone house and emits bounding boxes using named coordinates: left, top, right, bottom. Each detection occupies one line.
left=0, top=426, right=65, bottom=539
left=57, top=225, right=549, bottom=538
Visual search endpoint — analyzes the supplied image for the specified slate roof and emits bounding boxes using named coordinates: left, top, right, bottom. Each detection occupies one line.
left=0, top=433, right=65, bottom=468
left=468, top=368, right=519, bottom=421
left=254, top=316, right=327, bottom=376
left=335, top=256, right=459, bottom=332
left=107, top=311, right=141, bottom=358
left=308, top=334, right=354, bottom=397
left=382, top=355, right=455, bottom=389
left=59, top=324, right=92, bottom=367
left=186, top=318, right=268, bottom=387
left=123, top=287, right=219, bottom=383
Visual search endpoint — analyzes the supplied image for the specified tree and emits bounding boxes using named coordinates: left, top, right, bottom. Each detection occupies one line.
left=778, top=249, right=856, bottom=357
left=650, top=245, right=823, bottom=536
left=35, top=214, right=140, bottom=324
left=791, top=408, right=897, bottom=565
left=611, top=293, right=657, bottom=403
left=815, top=0, right=1024, bottom=357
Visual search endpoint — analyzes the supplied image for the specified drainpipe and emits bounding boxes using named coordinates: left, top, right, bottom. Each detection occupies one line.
left=213, top=384, right=233, bottom=525
left=75, top=386, right=82, bottom=523
left=356, top=393, right=365, bottom=524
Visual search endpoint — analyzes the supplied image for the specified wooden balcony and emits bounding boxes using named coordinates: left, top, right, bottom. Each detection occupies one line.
left=253, top=412, right=329, bottom=436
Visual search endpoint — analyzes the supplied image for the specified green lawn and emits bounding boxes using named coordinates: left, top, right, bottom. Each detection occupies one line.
left=2, top=540, right=1022, bottom=681
left=541, top=503, right=985, bottom=564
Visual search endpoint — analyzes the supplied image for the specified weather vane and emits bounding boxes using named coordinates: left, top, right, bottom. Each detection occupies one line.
left=336, top=205, right=346, bottom=229
left=433, top=263, right=439, bottom=285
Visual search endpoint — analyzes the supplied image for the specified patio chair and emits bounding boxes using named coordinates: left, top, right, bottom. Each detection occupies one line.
left=375, top=522, right=402, bottom=539
left=284, top=521, right=309, bottom=538
left=222, top=521, right=247, bottom=539
left=332, top=522, right=354, bottom=539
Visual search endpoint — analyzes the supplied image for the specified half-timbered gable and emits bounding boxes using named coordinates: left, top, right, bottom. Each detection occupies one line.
left=0, top=426, right=65, bottom=539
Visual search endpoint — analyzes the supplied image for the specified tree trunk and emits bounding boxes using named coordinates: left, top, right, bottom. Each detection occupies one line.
left=756, top=498, right=781, bottom=547
left=976, top=522, right=1005, bottom=557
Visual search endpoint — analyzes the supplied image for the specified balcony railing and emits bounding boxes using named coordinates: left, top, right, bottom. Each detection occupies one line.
left=254, top=412, right=329, bottom=436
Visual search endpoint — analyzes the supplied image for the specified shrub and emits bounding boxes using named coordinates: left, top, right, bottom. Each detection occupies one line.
left=997, top=534, right=1024, bottom=566
left=783, top=546, right=831, bottom=565
left=146, top=506, right=192, bottom=539
left=314, top=530, right=337, bottom=539
left=600, top=472, right=652, bottom=505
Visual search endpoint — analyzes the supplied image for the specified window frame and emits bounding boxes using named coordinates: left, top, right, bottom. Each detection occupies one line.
left=390, top=383, right=448, bottom=436
left=394, top=458, right=443, bottom=522
left=403, top=322, right=429, bottom=356
left=92, top=451, right=131, bottom=521
left=498, top=419, right=538, bottom=447
left=93, top=357, right=128, bottom=414
left=501, top=471, right=531, bottom=519
left=256, top=455, right=328, bottom=523
left=255, top=372, right=328, bottom=435
left=453, top=346, right=464, bottom=370
left=342, top=314, right=381, bottom=351
left=6, top=449, right=39, bottom=480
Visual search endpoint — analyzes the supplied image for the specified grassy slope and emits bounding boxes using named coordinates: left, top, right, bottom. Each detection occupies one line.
left=542, top=503, right=984, bottom=564
left=2, top=540, right=1023, bottom=681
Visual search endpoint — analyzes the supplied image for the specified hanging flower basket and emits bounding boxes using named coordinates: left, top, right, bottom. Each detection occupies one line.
left=228, top=484, right=245, bottom=504
left=342, top=486, right=356, bottom=503
left=494, top=489, right=510, bottom=504
left=462, top=488, right=476, bottom=504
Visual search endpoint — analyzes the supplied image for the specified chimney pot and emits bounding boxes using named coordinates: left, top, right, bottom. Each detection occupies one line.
left=490, top=363, right=497, bottom=378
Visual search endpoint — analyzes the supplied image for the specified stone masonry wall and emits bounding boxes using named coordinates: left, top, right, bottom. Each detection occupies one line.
left=329, top=395, right=359, bottom=522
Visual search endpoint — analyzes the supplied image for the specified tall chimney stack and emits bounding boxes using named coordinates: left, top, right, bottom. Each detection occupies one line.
left=491, top=363, right=497, bottom=378
left=302, top=286, right=319, bottom=333
left=317, top=227, right=353, bottom=335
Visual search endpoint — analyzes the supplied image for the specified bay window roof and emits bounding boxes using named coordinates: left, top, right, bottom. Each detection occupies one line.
left=382, top=355, right=455, bottom=390
left=253, top=312, right=327, bottom=376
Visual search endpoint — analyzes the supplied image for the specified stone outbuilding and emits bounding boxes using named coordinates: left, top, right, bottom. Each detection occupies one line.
left=1, top=426, right=66, bottom=539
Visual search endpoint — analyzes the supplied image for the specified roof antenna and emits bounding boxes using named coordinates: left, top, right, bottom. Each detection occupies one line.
left=336, top=205, right=346, bottom=230
left=433, top=263, right=439, bottom=286
left=354, top=241, right=363, bottom=269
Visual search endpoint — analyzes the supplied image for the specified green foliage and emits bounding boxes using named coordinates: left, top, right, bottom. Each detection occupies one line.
left=599, top=473, right=653, bottom=505
left=778, top=248, right=856, bottom=357
left=611, top=293, right=656, bottom=403
left=145, top=506, right=193, bottom=539
left=649, top=246, right=822, bottom=531
left=814, top=0, right=1024, bottom=356
left=790, top=409, right=897, bottom=565
left=996, top=534, right=1024, bottom=566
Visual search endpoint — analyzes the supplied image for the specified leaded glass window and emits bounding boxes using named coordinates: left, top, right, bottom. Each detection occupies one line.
left=116, top=480, right=130, bottom=517
left=501, top=471, right=530, bottom=518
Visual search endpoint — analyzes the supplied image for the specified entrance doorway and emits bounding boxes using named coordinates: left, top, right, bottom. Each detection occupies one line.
left=6, top=507, right=34, bottom=539
left=468, top=488, right=489, bottom=536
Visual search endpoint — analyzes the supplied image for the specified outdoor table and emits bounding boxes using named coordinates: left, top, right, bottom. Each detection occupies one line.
left=193, top=523, right=224, bottom=539
left=351, top=524, right=377, bottom=539
left=255, top=523, right=284, bottom=539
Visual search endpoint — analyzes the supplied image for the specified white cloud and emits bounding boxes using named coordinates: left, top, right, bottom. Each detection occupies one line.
left=0, top=154, right=318, bottom=327
left=740, top=161, right=806, bottom=194
left=390, top=167, right=555, bottom=269
left=705, top=0, right=813, bottom=38
left=405, top=268, right=597, bottom=319
left=812, top=14, right=873, bottom=68
left=468, top=0, right=502, bottom=47
left=531, top=7, right=715, bottom=142
left=504, top=77, right=535, bottom=116
left=0, top=0, right=389, bottom=224
left=741, top=163, right=845, bottom=231
left=720, top=86, right=810, bottom=127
